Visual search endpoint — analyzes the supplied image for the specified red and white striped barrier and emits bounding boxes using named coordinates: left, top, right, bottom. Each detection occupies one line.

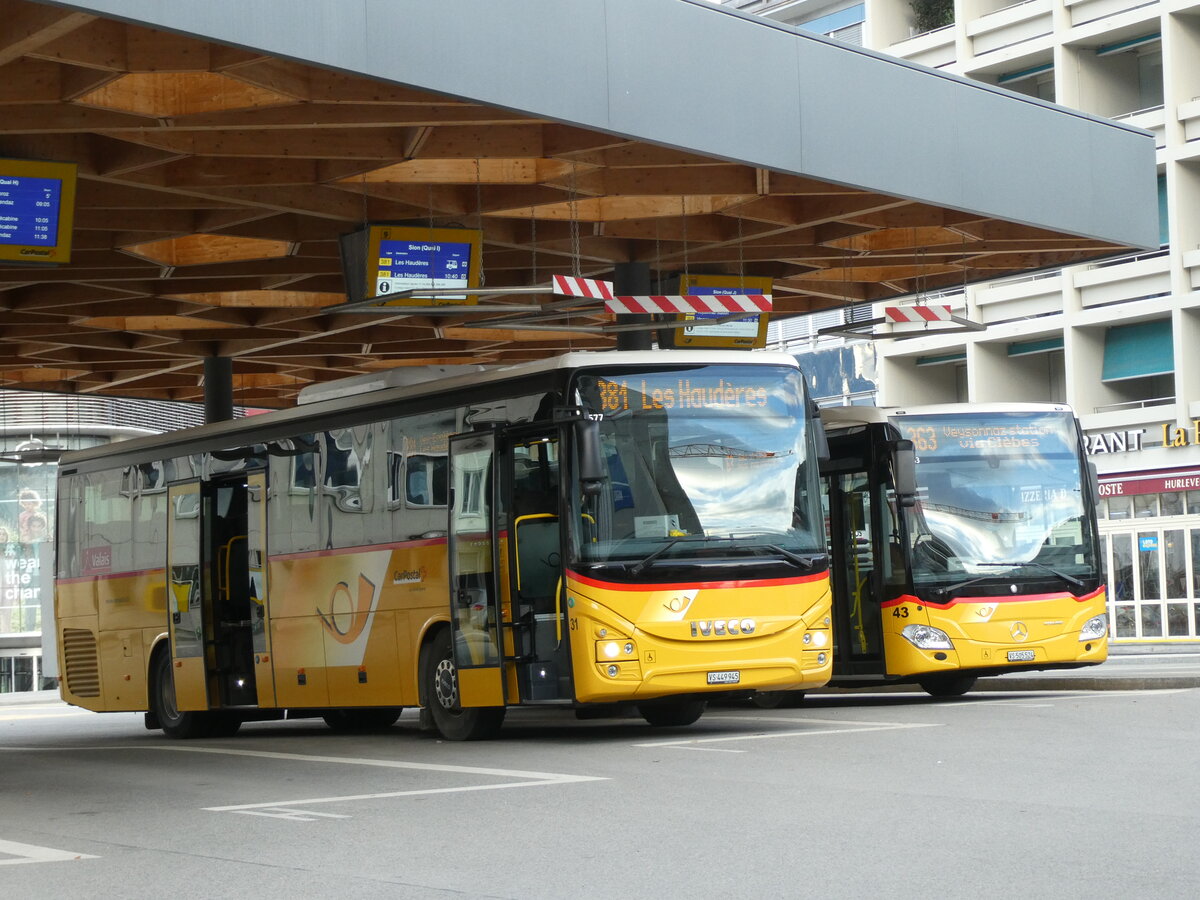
left=552, top=274, right=614, bottom=299
left=885, top=305, right=953, bottom=323
left=605, top=293, right=772, bottom=315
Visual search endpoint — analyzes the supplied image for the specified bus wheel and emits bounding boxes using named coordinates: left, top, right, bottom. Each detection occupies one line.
left=637, top=698, right=706, bottom=727
left=420, top=630, right=505, bottom=741
left=322, top=708, right=403, bottom=732
left=149, top=649, right=214, bottom=739
left=918, top=674, right=977, bottom=698
left=751, top=691, right=805, bottom=709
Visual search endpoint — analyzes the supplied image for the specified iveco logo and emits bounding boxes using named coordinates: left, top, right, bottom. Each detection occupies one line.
left=1011, top=621, right=1029, bottom=642
left=691, top=619, right=756, bottom=637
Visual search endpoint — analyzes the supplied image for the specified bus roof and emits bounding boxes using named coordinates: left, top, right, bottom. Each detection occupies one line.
left=58, top=349, right=803, bottom=471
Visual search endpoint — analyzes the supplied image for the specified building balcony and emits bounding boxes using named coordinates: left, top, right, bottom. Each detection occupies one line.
left=1115, top=105, right=1166, bottom=148
left=886, top=23, right=956, bottom=69
left=1064, top=0, right=1158, bottom=29
left=1180, top=97, right=1200, bottom=143
left=967, top=0, right=1053, bottom=57
left=1080, top=399, right=1175, bottom=431
left=1074, top=250, right=1171, bottom=308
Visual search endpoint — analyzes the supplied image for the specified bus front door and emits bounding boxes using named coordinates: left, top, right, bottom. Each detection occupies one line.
left=827, top=470, right=885, bottom=673
left=507, top=430, right=572, bottom=702
left=447, top=432, right=505, bottom=707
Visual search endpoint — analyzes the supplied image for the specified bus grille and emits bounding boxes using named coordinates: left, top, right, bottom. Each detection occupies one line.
left=62, top=628, right=100, bottom=698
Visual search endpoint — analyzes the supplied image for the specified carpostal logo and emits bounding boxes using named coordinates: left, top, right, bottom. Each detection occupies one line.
left=318, top=574, right=378, bottom=645
left=392, top=566, right=426, bottom=585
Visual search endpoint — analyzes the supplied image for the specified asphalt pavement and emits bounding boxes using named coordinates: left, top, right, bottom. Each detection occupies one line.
left=4, top=643, right=1200, bottom=708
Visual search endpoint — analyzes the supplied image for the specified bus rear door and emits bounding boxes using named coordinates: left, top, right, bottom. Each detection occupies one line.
left=166, top=480, right=208, bottom=711
left=447, top=431, right=506, bottom=707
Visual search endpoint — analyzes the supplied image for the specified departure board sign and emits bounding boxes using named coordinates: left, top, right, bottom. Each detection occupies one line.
left=0, top=158, right=77, bottom=265
left=364, top=225, right=482, bottom=306
left=659, top=275, right=771, bottom=350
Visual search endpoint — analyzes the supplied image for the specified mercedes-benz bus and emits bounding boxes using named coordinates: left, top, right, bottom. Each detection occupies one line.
left=54, top=351, right=832, bottom=739
left=755, top=402, right=1106, bottom=706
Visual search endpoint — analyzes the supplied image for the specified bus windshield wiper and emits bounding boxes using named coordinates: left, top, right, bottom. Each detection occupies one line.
left=748, top=544, right=823, bottom=569
left=975, top=561, right=1084, bottom=589
left=628, top=535, right=706, bottom=576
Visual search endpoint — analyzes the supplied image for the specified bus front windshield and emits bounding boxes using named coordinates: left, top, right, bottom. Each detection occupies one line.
left=893, top=410, right=1098, bottom=585
left=571, top=364, right=824, bottom=574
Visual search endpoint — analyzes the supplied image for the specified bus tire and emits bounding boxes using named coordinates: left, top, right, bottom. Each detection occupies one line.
left=751, top=690, right=805, bottom=709
left=322, top=708, right=403, bottom=732
left=420, top=629, right=505, bottom=741
left=149, top=648, right=214, bottom=739
left=637, top=698, right=707, bottom=727
left=918, top=674, right=977, bottom=698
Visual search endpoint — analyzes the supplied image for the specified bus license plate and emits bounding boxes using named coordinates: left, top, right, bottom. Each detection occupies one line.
left=707, top=671, right=740, bottom=685
left=1007, top=650, right=1035, bottom=662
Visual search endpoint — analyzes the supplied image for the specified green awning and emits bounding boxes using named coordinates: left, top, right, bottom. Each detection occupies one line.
left=1102, top=320, right=1172, bottom=382
left=1008, top=337, right=1064, bottom=357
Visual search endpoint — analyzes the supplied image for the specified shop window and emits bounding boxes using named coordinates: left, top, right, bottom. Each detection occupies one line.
left=1141, top=603, right=1163, bottom=638
left=1168, top=603, right=1190, bottom=637
left=1165, top=529, right=1186, bottom=599
left=1107, top=496, right=1131, bottom=519
left=1138, top=532, right=1161, bottom=600
left=1188, top=491, right=1200, bottom=515
left=1161, top=492, right=1183, bottom=516
left=1134, top=495, right=1158, bottom=517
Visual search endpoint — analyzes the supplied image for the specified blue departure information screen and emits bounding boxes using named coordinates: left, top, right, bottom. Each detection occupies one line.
left=375, top=238, right=472, bottom=298
left=0, top=175, right=62, bottom=246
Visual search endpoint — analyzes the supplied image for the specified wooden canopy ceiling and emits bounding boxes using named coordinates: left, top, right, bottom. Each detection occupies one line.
left=0, top=0, right=1126, bottom=407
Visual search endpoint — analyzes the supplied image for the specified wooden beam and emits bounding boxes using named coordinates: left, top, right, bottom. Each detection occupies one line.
left=26, top=17, right=126, bottom=71
left=112, top=127, right=411, bottom=159
left=0, top=1, right=94, bottom=67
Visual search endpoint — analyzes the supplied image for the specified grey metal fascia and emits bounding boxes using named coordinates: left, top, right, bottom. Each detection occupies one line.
left=39, top=0, right=1158, bottom=249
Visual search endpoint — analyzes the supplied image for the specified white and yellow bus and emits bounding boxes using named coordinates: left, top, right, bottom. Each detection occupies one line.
left=55, top=351, right=832, bottom=739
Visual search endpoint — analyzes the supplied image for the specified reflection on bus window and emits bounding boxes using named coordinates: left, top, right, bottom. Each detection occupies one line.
left=895, top=410, right=1098, bottom=584
left=405, top=455, right=447, bottom=507
left=571, top=365, right=824, bottom=566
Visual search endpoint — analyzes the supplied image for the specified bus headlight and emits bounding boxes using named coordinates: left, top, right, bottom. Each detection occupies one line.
left=1079, top=614, right=1107, bottom=641
left=901, top=623, right=953, bottom=650
left=596, top=640, right=637, bottom=661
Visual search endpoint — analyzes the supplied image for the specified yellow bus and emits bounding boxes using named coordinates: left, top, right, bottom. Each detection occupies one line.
left=754, top=402, right=1107, bottom=706
left=54, top=351, right=832, bottom=739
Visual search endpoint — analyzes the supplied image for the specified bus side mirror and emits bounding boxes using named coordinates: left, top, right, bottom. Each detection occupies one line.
left=575, top=418, right=606, bottom=496
left=811, top=404, right=830, bottom=464
left=893, top=440, right=917, bottom=508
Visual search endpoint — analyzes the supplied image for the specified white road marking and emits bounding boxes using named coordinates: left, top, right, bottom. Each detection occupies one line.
left=115, top=746, right=610, bottom=814
left=233, top=808, right=352, bottom=821
left=0, top=711, right=92, bottom=722
left=0, top=838, right=97, bottom=866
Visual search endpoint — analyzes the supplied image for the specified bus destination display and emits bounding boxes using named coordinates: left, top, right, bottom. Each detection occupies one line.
left=594, top=376, right=772, bottom=413
left=900, top=421, right=1059, bottom=453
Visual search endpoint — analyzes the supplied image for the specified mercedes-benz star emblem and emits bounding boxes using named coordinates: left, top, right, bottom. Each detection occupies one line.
left=1011, top=621, right=1029, bottom=641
